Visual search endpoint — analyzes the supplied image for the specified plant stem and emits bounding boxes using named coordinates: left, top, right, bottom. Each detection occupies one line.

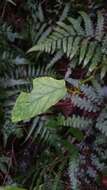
left=1, top=0, right=7, bottom=20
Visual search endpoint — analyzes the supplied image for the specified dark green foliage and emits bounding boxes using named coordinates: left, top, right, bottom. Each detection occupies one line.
left=0, top=1, right=107, bottom=190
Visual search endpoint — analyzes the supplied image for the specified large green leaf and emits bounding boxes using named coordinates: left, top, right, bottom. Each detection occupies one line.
left=12, top=77, right=67, bottom=122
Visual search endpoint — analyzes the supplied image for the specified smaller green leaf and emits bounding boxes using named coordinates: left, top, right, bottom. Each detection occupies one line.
left=68, top=128, right=84, bottom=141
left=45, top=118, right=58, bottom=128
left=62, top=140, right=79, bottom=156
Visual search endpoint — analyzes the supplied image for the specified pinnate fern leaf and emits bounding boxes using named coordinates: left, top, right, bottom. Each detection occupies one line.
left=96, top=107, right=107, bottom=136
left=58, top=115, right=92, bottom=129
left=96, top=11, right=104, bottom=40
left=79, top=11, right=93, bottom=36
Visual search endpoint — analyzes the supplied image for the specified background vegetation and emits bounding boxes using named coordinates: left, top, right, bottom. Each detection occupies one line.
left=0, top=0, right=107, bottom=189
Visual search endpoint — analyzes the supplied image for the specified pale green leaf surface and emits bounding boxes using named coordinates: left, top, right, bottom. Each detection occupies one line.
left=12, top=77, right=67, bottom=122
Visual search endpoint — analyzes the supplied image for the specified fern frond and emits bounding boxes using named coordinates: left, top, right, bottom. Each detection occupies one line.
left=59, top=3, right=70, bottom=21
left=102, top=34, right=107, bottom=55
left=79, top=38, right=89, bottom=64
left=80, top=84, right=103, bottom=104
left=58, top=115, right=92, bottom=129
left=96, top=11, right=104, bottom=40
left=0, top=78, right=30, bottom=88
left=27, top=0, right=44, bottom=23
left=46, top=51, right=63, bottom=70
left=67, top=78, right=103, bottom=105
left=38, top=27, right=52, bottom=43
left=38, top=4, right=45, bottom=22
left=91, top=154, right=105, bottom=171
left=68, top=158, right=79, bottom=190
left=26, top=116, right=61, bottom=148
left=79, top=11, right=94, bottom=36
left=68, top=17, right=84, bottom=35
left=56, top=21, right=76, bottom=36
left=96, top=107, right=107, bottom=136
left=83, top=41, right=97, bottom=67
left=88, top=45, right=102, bottom=73
left=1, top=63, right=56, bottom=82
left=71, top=95, right=98, bottom=112
left=69, top=36, right=81, bottom=59
left=33, top=23, right=47, bottom=43
left=28, top=11, right=106, bottom=78
left=66, top=37, right=74, bottom=57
